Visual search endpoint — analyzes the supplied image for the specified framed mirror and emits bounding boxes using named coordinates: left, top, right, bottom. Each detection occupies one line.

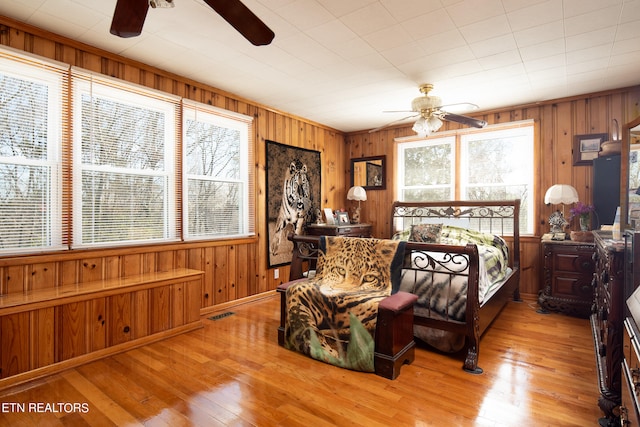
left=351, top=156, right=386, bottom=190
left=623, top=116, right=640, bottom=229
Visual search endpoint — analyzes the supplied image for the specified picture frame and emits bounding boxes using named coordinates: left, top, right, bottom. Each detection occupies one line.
left=324, top=208, right=335, bottom=225
left=336, top=211, right=350, bottom=224
left=573, top=133, right=607, bottom=165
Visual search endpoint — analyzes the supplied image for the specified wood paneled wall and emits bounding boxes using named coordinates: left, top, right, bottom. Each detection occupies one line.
left=2, top=16, right=640, bottom=304
left=345, top=87, right=640, bottom=297
left=0, top=16, right=346, bottom=310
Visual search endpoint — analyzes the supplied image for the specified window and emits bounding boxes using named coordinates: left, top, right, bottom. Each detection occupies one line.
left=397, top=136, right=455, bottom=201
left=397, top=123, right=534, bottom=234
left=72, top=70, right=179, bottom=247
left=183, top=101, right=254, bottom=239
left=0, top=52, right=66, bottom=253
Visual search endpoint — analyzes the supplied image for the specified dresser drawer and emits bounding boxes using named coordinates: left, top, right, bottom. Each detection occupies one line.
left=554, top=251, right=595, bottom=274
left=622, top=359, right=640, bottom=426
left=623, top=318, right=640, bottom=426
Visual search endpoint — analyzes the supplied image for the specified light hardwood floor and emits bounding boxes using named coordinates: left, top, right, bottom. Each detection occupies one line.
left=0, top=294, right=602, bottom=426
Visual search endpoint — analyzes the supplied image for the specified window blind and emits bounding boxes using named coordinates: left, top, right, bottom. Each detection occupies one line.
left=0, top=48, right=68, bottom=253
left=70, top=68, right=181, bottom=248
left=182, top=100, right=255, bottom=239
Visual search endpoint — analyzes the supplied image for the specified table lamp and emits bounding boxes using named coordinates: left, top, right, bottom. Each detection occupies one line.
left=544, top=184, right=579, bottom=233
left=347, top=186, right=367, bottom=224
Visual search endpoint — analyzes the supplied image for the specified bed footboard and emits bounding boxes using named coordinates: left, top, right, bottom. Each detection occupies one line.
left=402, top=242, right=484, bottom=373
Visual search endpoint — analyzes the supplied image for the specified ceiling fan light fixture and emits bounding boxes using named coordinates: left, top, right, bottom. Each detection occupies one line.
left=427, top=115, right=443, bottom=132
left=412, top=116, right=429, bottom=136
left=149, top=0, right=174, bottom=8
left=412, top=114, right=443, bottom=136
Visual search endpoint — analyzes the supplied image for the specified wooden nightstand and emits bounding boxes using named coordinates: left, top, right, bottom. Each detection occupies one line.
left=537, top=238, right=596, bottom=318
left=305, top=223, right=372, bottom=237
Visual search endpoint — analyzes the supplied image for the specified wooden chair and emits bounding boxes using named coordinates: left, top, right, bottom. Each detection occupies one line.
left=277, top=233, right=418, bottom=380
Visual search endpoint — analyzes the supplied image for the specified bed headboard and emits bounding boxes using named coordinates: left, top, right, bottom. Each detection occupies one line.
left=391, top=199, right=520, bottom=268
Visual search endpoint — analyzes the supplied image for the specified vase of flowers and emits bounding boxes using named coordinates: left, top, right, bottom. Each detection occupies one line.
left=570, top=202, right=594, bottom=231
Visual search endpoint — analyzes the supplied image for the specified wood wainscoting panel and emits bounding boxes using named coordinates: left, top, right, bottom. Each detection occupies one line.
left=57, top=302, right=88, bottom=361
left=31, top=307, right=55, bottom=370
left=108, top=293, right=133, bottom=347
left=88, top=298, right=106, bottom=353
left=150, top=286, right=171, bottom=334
left=0, top=312, right=30, bottom=378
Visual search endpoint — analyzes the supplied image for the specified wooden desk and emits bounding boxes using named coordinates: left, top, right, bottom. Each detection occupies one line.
left=305, top=223, right=372, bottom=237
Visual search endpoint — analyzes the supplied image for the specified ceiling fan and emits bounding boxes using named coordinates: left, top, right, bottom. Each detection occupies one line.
left=110, top=0, right=275, bottom=46
left=369, top=84, right=487, bottom=135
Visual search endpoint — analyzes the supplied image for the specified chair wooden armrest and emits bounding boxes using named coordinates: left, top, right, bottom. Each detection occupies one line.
left=287, top=233, right=320, bottom=280
left=374, top=291, right=418, bottom=379
left=277, top=278, right=307, bottom=346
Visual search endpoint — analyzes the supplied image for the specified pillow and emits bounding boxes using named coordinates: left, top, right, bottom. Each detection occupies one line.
left=392, top=228, right=411, bottom=241
left=410, top=223, right=443, bottom=243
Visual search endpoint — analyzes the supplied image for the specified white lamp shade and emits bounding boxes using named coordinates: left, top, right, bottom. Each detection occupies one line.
left=544, top=184, right=579, bottom=205
left=347, top=186, right=367, bottom=201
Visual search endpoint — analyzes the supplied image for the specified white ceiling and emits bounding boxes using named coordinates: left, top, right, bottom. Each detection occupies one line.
left=1, top=0, right=640, bottom=133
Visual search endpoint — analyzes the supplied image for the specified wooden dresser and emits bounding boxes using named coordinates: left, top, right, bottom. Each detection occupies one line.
left=591, top=230, right=625, bottom=424
left=538, top=238, right=595, bottom=318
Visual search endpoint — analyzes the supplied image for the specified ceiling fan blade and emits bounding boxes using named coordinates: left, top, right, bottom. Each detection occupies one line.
left=440, top=112, right=487, bottom=128
left=369, top=114, right=419, bottom=133
left=438, top=102, right=479, bottom=113
left=110, top=0, right=149, bottom=38
left=203, top=0, right=275, bottom=46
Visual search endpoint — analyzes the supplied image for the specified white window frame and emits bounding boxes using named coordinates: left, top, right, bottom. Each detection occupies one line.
left=71, top=71, right=178, bottom=248
left=0, top=51, right=64, bottom=254
left=397, top=136, right=455, bottom=201
left=182, top=100, right=254, bottom=240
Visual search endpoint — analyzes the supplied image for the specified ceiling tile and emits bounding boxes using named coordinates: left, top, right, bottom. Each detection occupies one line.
left=566, top=27, right=616, bottom=52
left=469, top=34, right=518, bottom=58
left=362, top=23, right=415, bottom=52
left=519, top=39, right=565, bottom=62
left=400, top=8, right=457, bottom=40
left=513, top=20, right=564, bottom=48
left=562, top=0, right=623, bottom=19
left=340, top=2, right=397, bottom=37
left=446, top=0, right=505, bottom=27
left=274, top=0, right=335, bottom=30
left=564, top=4, right=623, bottom=37
left=506, top=0, right=563, bottom=32
left=458, top=15, right=512, bottom=44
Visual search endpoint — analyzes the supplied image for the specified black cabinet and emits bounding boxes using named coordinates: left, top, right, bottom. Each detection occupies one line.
left=593, top=155, right=621, bottom=229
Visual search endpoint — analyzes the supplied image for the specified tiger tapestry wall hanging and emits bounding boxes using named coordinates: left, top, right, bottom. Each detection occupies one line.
left=266, top=140, right=321, bottom=267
